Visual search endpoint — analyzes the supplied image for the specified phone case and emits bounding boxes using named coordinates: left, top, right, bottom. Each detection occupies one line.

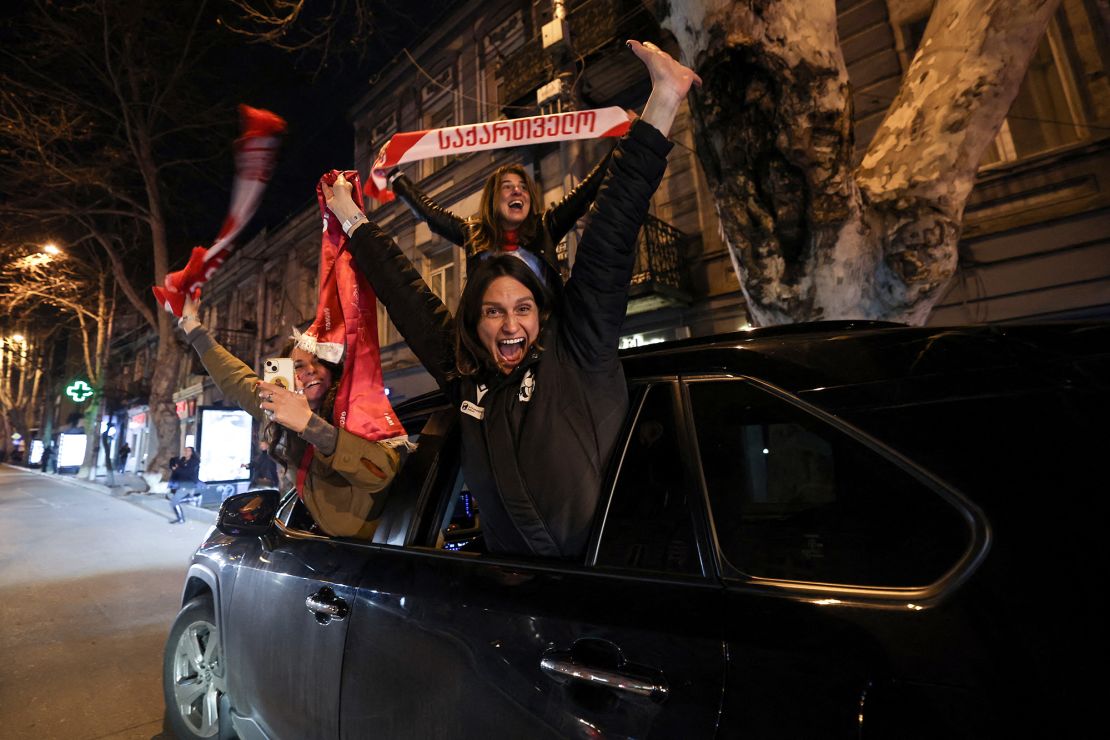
left=262, top=357, right=295, bottom=391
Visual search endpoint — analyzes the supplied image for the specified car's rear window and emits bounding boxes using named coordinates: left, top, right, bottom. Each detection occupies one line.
left=688, top=379, right=972, bottom=588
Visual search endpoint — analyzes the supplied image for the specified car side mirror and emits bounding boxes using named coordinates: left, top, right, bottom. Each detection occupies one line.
left=217, top=489, right=281, bottom=537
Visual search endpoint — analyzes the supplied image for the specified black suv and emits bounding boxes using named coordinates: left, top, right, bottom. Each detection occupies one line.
left=163, top=322, right=1107, bottom=739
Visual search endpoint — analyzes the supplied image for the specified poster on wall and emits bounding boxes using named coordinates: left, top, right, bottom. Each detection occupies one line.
left=56, top=432, right=87, bottom=470
left=197, top=407, right=252, bottom=483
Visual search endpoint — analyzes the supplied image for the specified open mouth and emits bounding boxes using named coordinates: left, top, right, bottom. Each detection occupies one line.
left=497, top=337, right=526, bottom=364
left=508, top=199, right=524, bottom=212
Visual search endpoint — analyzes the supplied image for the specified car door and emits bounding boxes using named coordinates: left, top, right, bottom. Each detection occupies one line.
left=681, top=376, right=990, bottom=738
left=221, top=514, right=381, bottom=739
left=217, top=402, right=456, bottom=739
left=337, top=382, right=726, bottom=738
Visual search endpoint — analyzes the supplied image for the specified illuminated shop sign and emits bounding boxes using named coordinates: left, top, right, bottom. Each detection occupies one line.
left=65, top=379, right=94, bottom=403
left=57, top=432, right=88, bottom=468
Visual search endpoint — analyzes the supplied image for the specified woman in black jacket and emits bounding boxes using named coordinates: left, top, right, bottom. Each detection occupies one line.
left=389, top=149, right=612, bottom=286
left=326, top=41, right=699, bottom=558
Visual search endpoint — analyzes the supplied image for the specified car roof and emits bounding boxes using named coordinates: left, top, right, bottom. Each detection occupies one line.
left=620, top=321, right=1110, bottom=395
left=391, top=321, right=1110, bottom=418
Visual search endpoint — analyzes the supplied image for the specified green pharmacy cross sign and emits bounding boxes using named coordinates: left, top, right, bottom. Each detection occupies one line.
left=65, top=380, right=94, bottom=404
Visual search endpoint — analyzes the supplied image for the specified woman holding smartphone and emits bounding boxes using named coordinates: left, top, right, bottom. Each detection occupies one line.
left=174, top=296, right=403, bottom=539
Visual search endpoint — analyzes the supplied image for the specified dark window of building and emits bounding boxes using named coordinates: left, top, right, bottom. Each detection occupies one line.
left=424, top=246, right=460, bottom=313
left=595, top=384, right=702, bottom=576
left=481, top=11, right=525, bottom=120
left=421, top=65, right=457, bottom=177
left=263, top=269, right=283, bottom=340
left=687, top=379, right=970, bottom=588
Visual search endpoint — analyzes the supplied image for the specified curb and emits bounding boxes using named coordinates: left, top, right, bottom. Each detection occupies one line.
left=16, top=466, right=219, bottom=524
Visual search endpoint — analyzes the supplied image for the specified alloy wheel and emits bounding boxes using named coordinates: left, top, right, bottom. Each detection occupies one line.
left=170, top=617, right=222, bottom=738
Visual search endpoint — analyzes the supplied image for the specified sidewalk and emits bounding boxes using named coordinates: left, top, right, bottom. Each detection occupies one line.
left=19, top=466, right=219, bottom=524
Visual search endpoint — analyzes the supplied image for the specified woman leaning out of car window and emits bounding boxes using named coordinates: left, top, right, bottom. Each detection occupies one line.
left=173, top=295, right=405, bottom=539
left=323, top=40, right=700, bottom=559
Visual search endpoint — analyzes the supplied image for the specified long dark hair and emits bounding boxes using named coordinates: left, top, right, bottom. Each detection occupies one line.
left=467, top=164, right=541, bottom=255
left=455, top=254, right=555, bottom=377
left=262, top=338, right=343, bottom=473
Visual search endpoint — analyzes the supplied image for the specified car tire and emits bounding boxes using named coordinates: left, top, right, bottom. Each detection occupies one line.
left=163, top=595, right=226, bottom=740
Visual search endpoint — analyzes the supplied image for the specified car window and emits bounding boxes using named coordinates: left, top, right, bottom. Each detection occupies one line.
left=432, top=473, right=485, bottom=553
left=687, top=379, right=971, bottom=588
left=594, top=383, right=703, bottom=576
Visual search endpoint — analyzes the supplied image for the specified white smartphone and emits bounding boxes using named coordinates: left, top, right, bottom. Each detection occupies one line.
left=262, top=357, right=295, bottom=391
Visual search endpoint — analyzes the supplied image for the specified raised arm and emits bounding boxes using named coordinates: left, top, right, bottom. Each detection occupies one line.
left=390, top=171, right=470, bottom=248
left=324, top=174, right=458, bottom=389
left=178, top=299, right=266, bottom=422
left=561, top=41, right=701, bottom=367
left=542, top=148, right=614, bottom=243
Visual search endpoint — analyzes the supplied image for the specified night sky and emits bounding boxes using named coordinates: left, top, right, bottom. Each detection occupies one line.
left=164, top=2, right=446, bottom=266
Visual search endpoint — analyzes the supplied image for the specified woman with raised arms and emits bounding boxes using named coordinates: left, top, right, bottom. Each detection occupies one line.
left=325, top=40, right=700, bottom=558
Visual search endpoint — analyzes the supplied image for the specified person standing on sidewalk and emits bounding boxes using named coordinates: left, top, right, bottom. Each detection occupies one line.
left=249, top=440, right=279, bottom=489
left=168, top=446, right=199, bottom=524
left=116, top=441, right=131, bottom=473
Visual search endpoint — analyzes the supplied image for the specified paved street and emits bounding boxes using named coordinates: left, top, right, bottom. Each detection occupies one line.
left=0, top=465, right=211, bottom=739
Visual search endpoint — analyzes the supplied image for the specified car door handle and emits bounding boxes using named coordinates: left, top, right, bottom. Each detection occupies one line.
left=305, top=587, right=348, bottom=623
left=540, top=655, right=669, bottom=701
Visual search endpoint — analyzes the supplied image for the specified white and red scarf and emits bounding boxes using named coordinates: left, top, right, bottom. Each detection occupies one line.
left=365, top=106, right=631, bottom=202
left=153, top=105, right=287, bottom=316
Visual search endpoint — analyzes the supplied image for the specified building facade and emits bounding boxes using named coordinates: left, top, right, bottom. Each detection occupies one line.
left=134, top=0, right=1108, bottom=455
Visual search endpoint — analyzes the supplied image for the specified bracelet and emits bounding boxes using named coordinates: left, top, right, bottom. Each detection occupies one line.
left=342, top=211, right=367, bottom=236
left=178, top=314, right=198, bottom=328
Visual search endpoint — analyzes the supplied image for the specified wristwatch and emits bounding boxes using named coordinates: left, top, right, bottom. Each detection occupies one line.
left=342, top=211, right=367, bottom=236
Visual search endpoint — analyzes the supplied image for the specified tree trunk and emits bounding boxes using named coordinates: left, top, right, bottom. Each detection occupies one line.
left=147, top=321, right=183, bottom=477
left=657, top=0, right=1060, bottom=325
left=78, top=397, right=103, bottom=481
left=137, top=112, right=183, bottom=479
left=0, top=412, right=11, bottom=462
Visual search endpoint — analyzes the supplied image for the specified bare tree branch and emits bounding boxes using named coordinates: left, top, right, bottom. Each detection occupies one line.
left=219, top=0, right=377, bottom=72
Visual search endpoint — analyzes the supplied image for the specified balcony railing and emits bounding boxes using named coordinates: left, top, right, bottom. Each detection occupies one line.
left=632, top=214, right=685, bottom=289
left=203, top=328, right=257, bottom=369
left=627, top=213, right=691, bottom=314
left=556, top=213, right=690, bottom=313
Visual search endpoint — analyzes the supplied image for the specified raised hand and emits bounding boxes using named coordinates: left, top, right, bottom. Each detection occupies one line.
left=321, top=172, right=363, bottom=229
left=627, top=40, right=702, bottom=138
left=178, top=292, right=203, bottom=334
left=257, top=380, right=313, bottom=434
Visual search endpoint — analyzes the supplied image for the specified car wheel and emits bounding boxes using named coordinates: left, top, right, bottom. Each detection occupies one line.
left=163, top=596, right=224, bottom=739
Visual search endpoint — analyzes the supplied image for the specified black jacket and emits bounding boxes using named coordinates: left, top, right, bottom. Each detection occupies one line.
left=352, top=121, right=671, bottom=558
left=171, top=455, right=199, bottom=483
left=391, top=149, right=612, bottom=278
left=250, top=450, right=279, bottom=487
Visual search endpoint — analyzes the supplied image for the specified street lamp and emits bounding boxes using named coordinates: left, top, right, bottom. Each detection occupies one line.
left=12, top=242, right=62, bottom=270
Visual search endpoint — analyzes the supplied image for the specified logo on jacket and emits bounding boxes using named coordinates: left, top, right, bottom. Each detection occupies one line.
left=518, top=369, right=535, bottom=403
left=460, top=400, right=485, bottom=420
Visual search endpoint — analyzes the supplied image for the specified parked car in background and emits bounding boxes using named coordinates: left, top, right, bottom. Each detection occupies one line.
left=163, top=322, right=1108, bottom=739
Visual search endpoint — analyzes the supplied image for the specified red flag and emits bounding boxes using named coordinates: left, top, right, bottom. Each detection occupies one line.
left=153, top=105, right=287, bottom=315
left=299, top=170, right=406, bottom=444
